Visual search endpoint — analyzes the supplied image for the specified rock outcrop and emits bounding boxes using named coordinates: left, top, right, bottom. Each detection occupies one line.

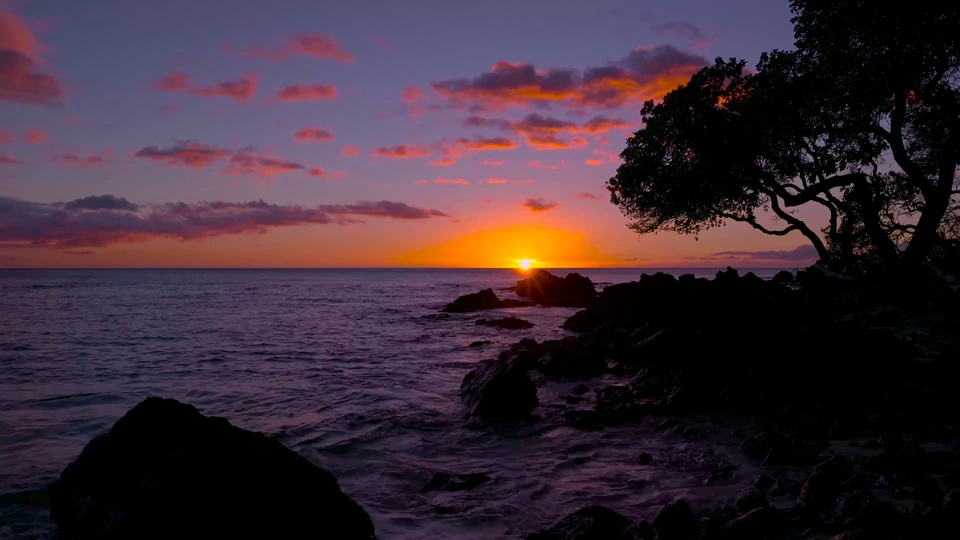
left=50, top=397, right=376, bottom=540
left=513, top=270, right=597, bottom=307
left=443, top=288, right=532, bottom=312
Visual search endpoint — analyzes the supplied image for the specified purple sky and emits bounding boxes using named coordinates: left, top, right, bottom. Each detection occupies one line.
left=1, top=0, right=814, bottom=268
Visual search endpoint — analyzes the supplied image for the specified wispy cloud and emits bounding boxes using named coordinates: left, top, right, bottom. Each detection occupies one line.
left=294, top=127, right=335, bottom=142
left=523, top=198, right=558, bottom=212
left=152, top=73, right=258, bottom=103
left=275, top=83, right=337, bottom=101
left=0, top=12, right=63, bottom=105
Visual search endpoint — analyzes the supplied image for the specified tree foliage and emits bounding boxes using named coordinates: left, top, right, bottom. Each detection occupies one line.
left=608, top=0, right=960, bottom=272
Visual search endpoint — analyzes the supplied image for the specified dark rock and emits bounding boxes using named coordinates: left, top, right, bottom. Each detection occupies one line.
left=742, top=432, right=781, bottom=459
left=772, top=270, right=794, bottom=284
left=798, top=456, right=854, bottom=510
left=537, top=337, right=606, bottom=380
left=652, top=498, right=699, bottom=540
left=654, top=418, right=678, bottom=433
left=514, top=270, right=597, bottom=307
left=422, top=472, right=491, bottom=493
left=594, top=385, right=642, bottom=422
left=735, top=489, right=770, bottom=513
left=819, top=491, right=900, bottom=531
left=49, top=397, right=375, bottom=540
left=909, top=477, right=946, bottom=504
left=460, top=339, right=539, bottom=416
left=754, top=474, right=775, bottom=492
left=861, top=439, right=881, bottom=450
left=706, top=464, right=737, bottom=485
left=562, top=409, right=604, bottom=431
left=443, top=288, right=531, bottom=312
left=637, top=452, right=654, bottom=464
left=704, top=505, right=739, bottom=537
left=715, top=506, right=788, bottom=540
left=475, top=317, right=534, bottom=330
left=523, top=503, right=634, bottom=540
left=769, top=478, right=801, bottom=497
left=570, top=384, right=590, bottom=395
left=468, top=340, right=492, bottom=348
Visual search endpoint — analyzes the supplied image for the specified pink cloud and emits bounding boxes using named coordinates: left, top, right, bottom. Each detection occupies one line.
left=487, top=178, right=507, bottom=184
left=0, top=13, right=63, bottom=105
left=576, top=192, right=600, bottom=200
left=341, top=145, right=359, bottom=157
left=523, top=198, right=558, bottom=212
left=228, top=151, right=305, bottom=178
left=0, top=152, right=20, bottom=165
left=428, top=156, right=457, bottom=166
left=135, top=142, right=232, bottom=169
left=482, top=160, right=504, bottom=166
left=465, top=113, right=628, bottom=150
left=308, top=167, right=345, bottom=179
left=294, top=127, right=335, bottom=142
left=528, top=160, right=561, bottom=170
left=454, top=136, right=517, bottom=150
left=152, top=73, right=257, bottom=103
left=584, top=158, right=605, bottom=166
left=24, top=128, right=47, bottom=143
left=371, top=145, right=432, bottom=159
left=275, top=83, right=337, bottom=101
left=51, top=152, right=111, bottom=169
left=435, top=178, right=469, bottom=185
left=402, top=85, right=427, bottom=104
left=230, top=33, right=353, bottom=63
left=415, top=179, right=428, bottom=185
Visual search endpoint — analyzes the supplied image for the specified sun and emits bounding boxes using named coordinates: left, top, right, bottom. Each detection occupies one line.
left=517, top=259, right=534, bottom=270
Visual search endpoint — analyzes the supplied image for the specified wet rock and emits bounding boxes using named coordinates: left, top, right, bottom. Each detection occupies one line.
left=562, top=409, right=604, bottom=431
left=706, top=464, right=736, bottom=485
left=652, top=498, right=700, bottom=540
left=715, top=506, right=788, bottom=540
left=704, top=505, right=739, bottom=537
left=798, top=456, right=854, bottom=510
left=594, top=385, right=642, bottom=422
left=49, top=397, right=376, bottom=540
left=468, top=340, right=492, bottom=348
left=460, top=340, right=539, bottom=417
left=422, top=472, right=491, bottom=493
left=735, top=488, right=769, bottom=513
left=909, top=477, right=946, bottom=504
left=523, top=503, right=634, bottom=540
left=475, top=317, right=534, bottom=330
left=769, top=478, right=801, bottom=497
left=537, top=337, right=606, bottom=380
left=443, top=288, right=531, bottom=312
left=637, top=452, right=654, bottom=464
left=514, top=270, right=597, bottom=307
left=753, top=474, right=775, bottom=492
left=819, top=491, right=900, bottom=531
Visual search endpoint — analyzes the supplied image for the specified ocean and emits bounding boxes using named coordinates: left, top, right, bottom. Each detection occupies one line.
left=0, top=268, right=788, bottom=539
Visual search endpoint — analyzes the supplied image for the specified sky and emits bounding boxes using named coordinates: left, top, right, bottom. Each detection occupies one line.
left=0, top=0, right=821, bottom=268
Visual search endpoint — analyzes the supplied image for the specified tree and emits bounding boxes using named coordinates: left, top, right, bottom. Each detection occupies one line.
left=608, top=0, right=960, bottom=272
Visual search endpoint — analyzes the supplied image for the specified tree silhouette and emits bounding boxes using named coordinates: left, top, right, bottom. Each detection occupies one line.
left=609, top=0, right=960, bottom=272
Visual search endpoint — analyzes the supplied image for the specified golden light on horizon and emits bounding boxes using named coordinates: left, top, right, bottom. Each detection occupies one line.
left=518, top=259, right=534, bottom=270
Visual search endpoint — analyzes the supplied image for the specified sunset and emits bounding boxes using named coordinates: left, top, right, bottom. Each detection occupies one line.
left=2, top=2, right=959, bottom=539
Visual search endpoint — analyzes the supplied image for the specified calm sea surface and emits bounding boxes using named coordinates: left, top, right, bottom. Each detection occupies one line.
left=0, top=268, right=788, bottom=539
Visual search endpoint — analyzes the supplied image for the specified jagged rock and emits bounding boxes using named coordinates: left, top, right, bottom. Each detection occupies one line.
left=49, top=397, right=376, bottom=540
left=537, top=337, right=606, bottom=379
left=652, top=498, right=700, bottom=540
left=523, top=504, right=635, bottom=540
left=443, top=288, right=531, bottom=312
left=772, top=270, right=794, bottom=284
left=735, top=488, right=769, bottom=513
left=460, top=339, right=539, bottom=416
left=422, top=472, right=491, bottom=493
left=715, top=506, right=788, bottom=540
left=475, top=317, right=534, bottom=330
left=514, top=270, right=597, bottom=307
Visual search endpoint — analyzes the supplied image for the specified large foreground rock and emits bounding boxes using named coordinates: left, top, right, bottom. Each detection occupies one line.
left=460, top=339, right=539, bottom=416
left=523, top=504, right=637, bottom=539
left=514, top=270, right=597, bottom=307
left=50, top=397, right=376, bottom=540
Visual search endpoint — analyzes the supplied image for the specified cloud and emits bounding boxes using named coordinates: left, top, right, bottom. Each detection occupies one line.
left=435, top=178, right=468, bottom=185
left=709, top=245, right=819, bottom=262
left=431, top=45, right=705, bottom=110
left=428, top=156, right=457, bottom=166
left=527, top=160, right=561, bottom=170
left=464, top=113, right=628, bottom=149
left=0, top=13, right=63, bottom=105
left=308, top=167, right=344, bottom=179
left=523, top=198, right=558, bottom=212
left=576, top=192, right=600, bottom=200
left=487, top=177, right=507, bottom=184
left=135, top=143, right=233, bottom=168
left=63, top=194, right=138, bottom=212
left=402, top=85, right=427, bottom=104
left=0, top=152, right=21, bottom=164
left=294, top=127, right=335, bottom=142
left=227, top=151, right=305, bottom=178
left=482, top=160, right=504, bottom=166
left=152, top=72, right=257, bottom=103
left=0, top=195, right=448, bottom=249
left=415, top=179, right=428, bottom=185
left=653, top=21, right=711, bottom=49
left=454, top=136, right=517, bottom=150
left=52, top=152, right=111, bottom=169
left=24, top=128, right=47, bottom=143
left=341, top=145, right=359, bottom=157
left=371, top=145, right=432, bottom=158
left=231, top=33, right=353, bottom=63
left=275, top=83, right=337, bottom=101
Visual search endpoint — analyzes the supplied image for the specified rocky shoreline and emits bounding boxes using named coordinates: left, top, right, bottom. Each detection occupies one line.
left=44, top=267, right=960, bottom=539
